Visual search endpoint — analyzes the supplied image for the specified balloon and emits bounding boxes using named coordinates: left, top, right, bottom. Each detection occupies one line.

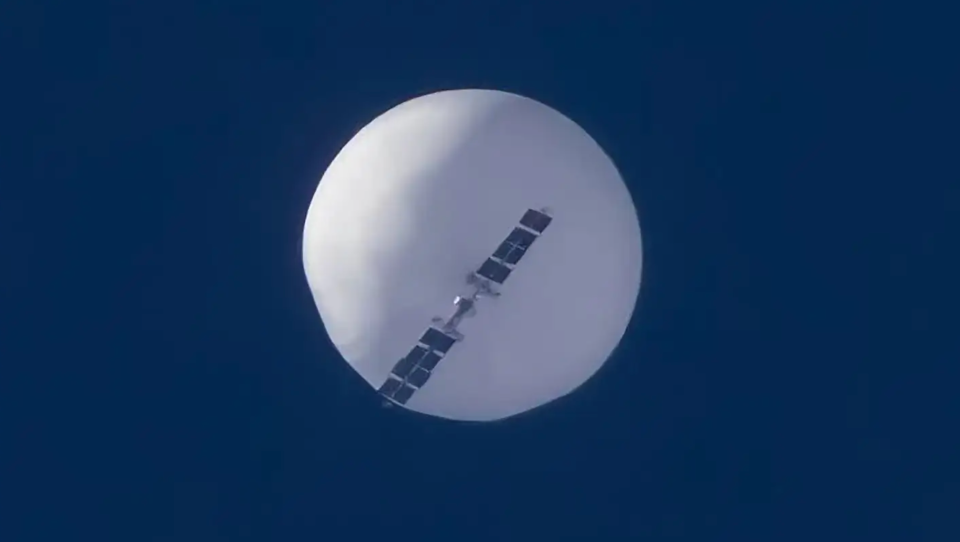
left=303, top=89, right=642, bottom=421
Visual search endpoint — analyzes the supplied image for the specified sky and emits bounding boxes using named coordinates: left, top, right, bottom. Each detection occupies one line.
left=2, top=1, right=955, bottom=541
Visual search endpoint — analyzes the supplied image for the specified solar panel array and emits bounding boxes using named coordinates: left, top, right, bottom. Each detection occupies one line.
left=378, top=327, right=456, bottom=405
left=378, top=208, right=553, bottom=406
left=475, top=209, right=552, bottom=286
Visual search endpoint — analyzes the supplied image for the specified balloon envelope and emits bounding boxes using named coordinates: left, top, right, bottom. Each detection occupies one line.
left=303, top=89, right=642, bottom=421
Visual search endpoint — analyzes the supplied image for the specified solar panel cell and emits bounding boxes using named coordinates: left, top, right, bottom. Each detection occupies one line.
left=393, top=384, right=416, bottom=404
left=418, top=351, right=442, bottom=371
left=420, top=327, right=457, bottom=353
left=507, top=227, right=538, bottom=247
left=477, top=258, right=511, bottom=284
left=520, top=208, right=552, bottom=233
left=378, top=377, right=403, bottom=397
left=407, top=367, right=431, bottom=388
left=391, top=347, right=425, bottom=378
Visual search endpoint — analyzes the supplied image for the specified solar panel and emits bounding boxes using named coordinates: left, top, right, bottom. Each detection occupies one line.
left=378, top=377, right=403, bottom=397
left=508, top=226, right=538, bottom=247
left=407, top=367, right=431, bottom=388
left=391, top=346, right=426, bottom=379
left=520, top=208, right=552, bottom=233
left=392, top=383, right=416, bottom=405
left=417, top=351, right=442, bottom=371
left=477, top=258, right=512, bottom=284
left=492, top=242, right=511, bottom=261
left=420, top=327, right=457, bottom=354
left=379, top=329, right=454, bottom=405
left=378, top=208, right=554, bottom=408
left=497, top=243, right=525, bottom=265
left=492, top=227, right=538, bottom=265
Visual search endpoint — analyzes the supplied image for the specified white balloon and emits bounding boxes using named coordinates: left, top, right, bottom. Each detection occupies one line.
left=303, top=89, right=642, bottom=421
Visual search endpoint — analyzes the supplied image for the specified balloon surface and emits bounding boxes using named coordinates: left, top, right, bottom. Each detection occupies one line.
left=303, top=89, right=642, bottom=421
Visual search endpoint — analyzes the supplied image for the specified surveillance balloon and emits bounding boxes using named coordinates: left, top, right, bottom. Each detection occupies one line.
left=302, top=89, right=642, bottom=422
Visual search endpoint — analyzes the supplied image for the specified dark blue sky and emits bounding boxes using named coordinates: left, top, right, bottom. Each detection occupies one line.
left=3, top=2, right=954, bottom=541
